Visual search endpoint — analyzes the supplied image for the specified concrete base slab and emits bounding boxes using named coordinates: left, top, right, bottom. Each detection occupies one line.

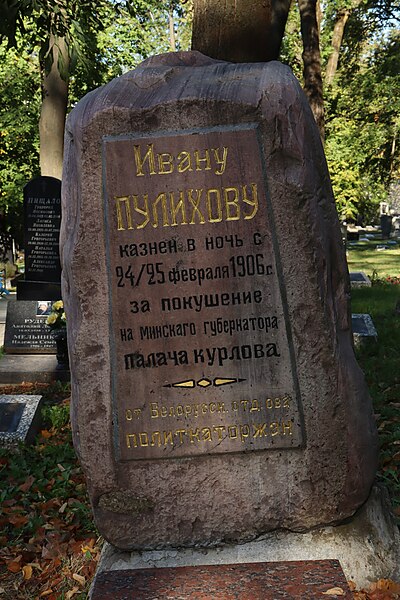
left=93, top=485, right=400, bottom=590
left=0, top=353, right=70, bottom=384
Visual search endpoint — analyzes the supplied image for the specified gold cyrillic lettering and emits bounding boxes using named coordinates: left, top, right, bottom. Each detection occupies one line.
left=194, top=149, right=211, bottom=171
left=134, top=144, right=156, bottom=176
left=158, top=152, right=174, bottom=174
left=126, top=433, right=137, bottom=448
left=115, top=196, right=133, bottom=231
left=206, top=189, right=222, bottom=223
left=177, top=151, right=193, bottom=173
left=188, top=189, right=205, bottom=224
left=169, top=190, right=188, bottom=226
left=282, top=421, right=293, bottom=435
left=133, top=194, right=150, bottom=229
left=242, top=183, right=258, bottom=220
left=224, top=187, right=240, bottom=221
left=152, top=192, right=169, bottom=228
left=213, top=147, right=228, bottom=175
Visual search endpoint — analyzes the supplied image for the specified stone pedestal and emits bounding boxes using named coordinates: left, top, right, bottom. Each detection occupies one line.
left=90, top=561, right=352, bottom=599
left=90, top=486, right=400, bottom=593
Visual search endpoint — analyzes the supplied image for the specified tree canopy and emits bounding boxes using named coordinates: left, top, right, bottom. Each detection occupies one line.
left=0, top=0, right=398, bottom=241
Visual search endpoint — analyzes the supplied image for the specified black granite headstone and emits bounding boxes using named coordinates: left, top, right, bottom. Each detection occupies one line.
left=17, top=176, right=62, bottom=300
left=4, top=300, right=56, bottom=354
left=0, top=402, right=24, bottom=433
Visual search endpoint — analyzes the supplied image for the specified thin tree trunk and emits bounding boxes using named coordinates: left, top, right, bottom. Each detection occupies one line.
left=39, top=35, right=69, bottom=180
left=298, top=0, right=324, bottom=139
left=169, top=11, right=176, bottom=52
left=325, top=9, right=350, bottom=86
left=192, top=0, right=291, bottom=63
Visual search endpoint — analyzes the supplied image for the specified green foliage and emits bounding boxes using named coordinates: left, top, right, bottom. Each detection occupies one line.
left=280, top=2, right=303, bottom=80
left=0, top=1, right=192, bottom=241
left=0, top=42, right=40, bottom=243
left=280, top=0, right=400, bottom=223
left=324, top=27, right=400, bottom=222
left=42, top=403, right=70, bottom=430
left=96, top=2, right=192, bottom=79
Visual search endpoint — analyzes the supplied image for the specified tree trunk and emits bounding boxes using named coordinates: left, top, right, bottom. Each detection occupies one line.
left=169, top=11, right=176, bottom=52
left=39, top=35, right=69, bottom=180
left=325, top=9, right=350, bottom=86
left=191, top=0, right=291, bottom=62
left=298, top=0, right=324, bottom=139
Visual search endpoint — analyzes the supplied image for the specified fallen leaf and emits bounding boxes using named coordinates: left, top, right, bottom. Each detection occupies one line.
left=57, top=463, right=66, bottom=472
left=22, top=564, right=33, bottom=580
left=65, top=587, right=80, bottom=599
left=59, top=502, right=68, bottom=514
left=40, top=430, right=52, bottom=439
left=372, top=579, right=400, bottom=593
left=8, top=514, right=29, bottom=527
left=19, top=475, right=35, bottom=493
left=322, top=588, right=345, bottom=596
left=72, top=573, right=85, bottom=586
left=40, top=590, right=53, bottom=597
left=6, top=560, right=22, bottom=573
left=348, top=581, right=357, bottom=591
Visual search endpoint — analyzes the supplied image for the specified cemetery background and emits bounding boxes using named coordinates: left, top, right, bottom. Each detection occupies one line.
left=0, top=1, right=399, bottom=598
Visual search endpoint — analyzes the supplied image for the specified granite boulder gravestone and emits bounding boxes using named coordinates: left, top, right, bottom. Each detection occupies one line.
left=61, top=52, right=378, bottom=550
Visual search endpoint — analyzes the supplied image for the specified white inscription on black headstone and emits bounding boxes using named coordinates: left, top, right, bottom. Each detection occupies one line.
left=24, top=176, right=62, bottom=283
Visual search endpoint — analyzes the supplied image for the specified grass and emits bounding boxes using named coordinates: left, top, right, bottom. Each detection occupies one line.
left=347, top=239, right=400, bottom=278
left=348, top=238, right=400, bottom=512
left=351, top=284, right=400, bottom=517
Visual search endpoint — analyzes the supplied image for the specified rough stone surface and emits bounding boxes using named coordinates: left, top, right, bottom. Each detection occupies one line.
left=89, top=561, right=352, bottom=599
left=95, top=486, right=400, bottom=588
left=62, top=51, right=378, bottom=550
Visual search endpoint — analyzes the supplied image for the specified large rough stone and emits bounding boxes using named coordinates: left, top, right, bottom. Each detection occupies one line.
left=61, top=51, right=378, bottom=550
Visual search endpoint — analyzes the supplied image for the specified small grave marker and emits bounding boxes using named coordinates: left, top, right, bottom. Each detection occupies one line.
left=352, top=314, right=378, bottom=347
left=349, top=272, right=372, bottom=287
left=0, top=395, right=42, bottom=447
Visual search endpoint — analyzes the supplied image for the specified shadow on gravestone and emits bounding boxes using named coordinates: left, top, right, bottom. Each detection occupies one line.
left=61, top=52, right=380, bottom=560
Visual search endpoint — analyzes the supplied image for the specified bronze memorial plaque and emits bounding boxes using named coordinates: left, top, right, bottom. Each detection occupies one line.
left=103, top=125, right=304, bottom=461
